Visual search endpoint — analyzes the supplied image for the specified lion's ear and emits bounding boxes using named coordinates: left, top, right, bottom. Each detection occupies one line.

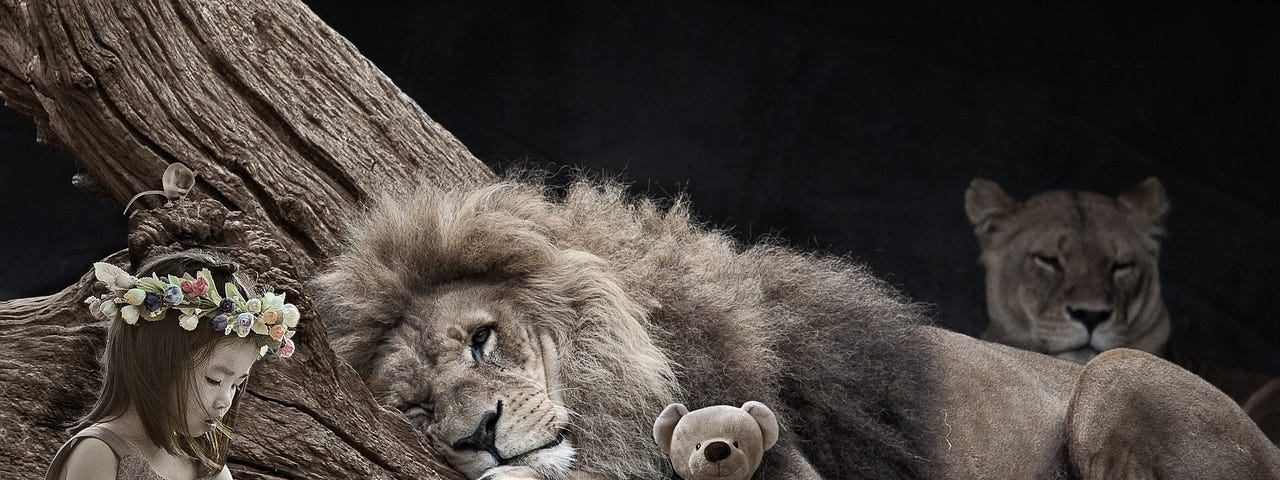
left=965, top=178, right=1019, bottom=246
left=1118, top=176, right=1169, bottom=224
left=653, top=403, right=689, bottom=455
left=742, top=401, right=779, bottom=451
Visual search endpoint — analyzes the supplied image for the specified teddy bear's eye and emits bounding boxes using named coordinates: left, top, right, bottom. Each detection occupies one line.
left=733, top=441, right=739, bottom=448
left=695, top=443, right=701, bottom=450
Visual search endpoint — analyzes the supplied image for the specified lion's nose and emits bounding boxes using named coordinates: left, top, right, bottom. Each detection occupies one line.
left=1066, top=305, right=1112, bottom=331
left=703, top=441, right=730, bottom=462
left=451, top=400, right=503, bottom=452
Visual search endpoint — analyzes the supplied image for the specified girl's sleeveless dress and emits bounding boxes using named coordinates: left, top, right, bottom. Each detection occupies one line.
left=45, top=424, right=168, bottom=480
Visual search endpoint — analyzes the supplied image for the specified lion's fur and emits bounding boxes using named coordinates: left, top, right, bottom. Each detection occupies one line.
left=965, top=177, right=1171, bottom=362
left=314, top=175, right=1280, bottom=479
left=315, top=178, right=936, bottom=479
left=965, top=178, right=1280, bottom=447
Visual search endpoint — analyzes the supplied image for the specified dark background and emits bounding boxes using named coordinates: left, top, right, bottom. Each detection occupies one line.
left=1, top=1, right=1276, bottom=374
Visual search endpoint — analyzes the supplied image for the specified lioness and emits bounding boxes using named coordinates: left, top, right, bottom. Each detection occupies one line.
left=966, top=177, right=1278, bottom=443
left=317, top=179, right=1279, bottom=479
left=964, top=177, right=1170, bottom=363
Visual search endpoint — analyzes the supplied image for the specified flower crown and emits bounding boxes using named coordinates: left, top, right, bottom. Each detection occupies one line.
left=84, top=262, right=298, bottom=358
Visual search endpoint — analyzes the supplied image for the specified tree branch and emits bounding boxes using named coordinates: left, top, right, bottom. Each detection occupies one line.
left=0, top=0, right=490, bottom=478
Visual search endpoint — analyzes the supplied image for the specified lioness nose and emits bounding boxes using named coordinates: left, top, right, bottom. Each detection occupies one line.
left=704, top=441, right=730, bottom=462
left=451, top=401, right=503, bottom=452
left=1066, top=306, right=1112, bottom=331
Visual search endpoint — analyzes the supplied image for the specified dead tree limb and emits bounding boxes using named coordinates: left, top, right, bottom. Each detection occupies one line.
left=0, top=0, right=491, bottom=478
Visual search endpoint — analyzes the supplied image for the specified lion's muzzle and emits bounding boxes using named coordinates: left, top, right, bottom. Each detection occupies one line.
left=1065, top=304, right=1113, bottom=331
left=453, top=401, right=503, bottom=454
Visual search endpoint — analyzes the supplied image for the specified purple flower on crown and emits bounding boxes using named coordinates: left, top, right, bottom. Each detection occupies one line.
left=163, top=285, right=185, bottom=305
left=211, top=315, right=228, bottom=331
left=236, top=312, right=254, bottom=329
left=144, top=292, right=163, bottom=312
left=218, top=298, right=235, bottom=313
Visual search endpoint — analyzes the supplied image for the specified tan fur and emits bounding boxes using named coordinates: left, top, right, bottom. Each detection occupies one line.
left=1066, top=349, right=1279, bottom=478
left=965, top=177, right=1171, bottom=362
left=1246, top=379, right=1280, bottom=442
left=315, top=178, right=936, bottom=479
left=919, top=330, right=1280, bottom=479
left=317, top=177, right=1280, bottom=479
left=652, top=402, right=778, bottom=480
left=315, top=183, right=678, bottom=479
left=967, top=178, right=1279, bottom=445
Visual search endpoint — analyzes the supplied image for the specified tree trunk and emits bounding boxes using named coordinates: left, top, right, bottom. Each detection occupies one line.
left=0, top=1, right=490, bottom=478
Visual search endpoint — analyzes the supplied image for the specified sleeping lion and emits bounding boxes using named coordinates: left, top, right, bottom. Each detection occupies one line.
left=316, top=178, right=1279, bottom=479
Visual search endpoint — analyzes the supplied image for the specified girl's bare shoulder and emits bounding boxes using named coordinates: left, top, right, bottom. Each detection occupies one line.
left=58, top=437, right=118, bottom=480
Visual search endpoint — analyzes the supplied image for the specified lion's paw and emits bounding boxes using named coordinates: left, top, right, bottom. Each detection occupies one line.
left=479, top=466, right=546, bottom=480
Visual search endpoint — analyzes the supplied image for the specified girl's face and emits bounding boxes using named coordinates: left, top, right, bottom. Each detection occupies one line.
left=187, top=340, right=258, bottom=435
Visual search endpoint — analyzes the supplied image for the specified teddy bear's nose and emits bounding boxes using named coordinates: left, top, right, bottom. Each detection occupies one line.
left=703, top=441, right=731, bottom=462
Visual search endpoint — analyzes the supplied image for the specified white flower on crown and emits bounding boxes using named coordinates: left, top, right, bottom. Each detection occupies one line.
left=120, top=305, right=140, bottom=324
left=178, top=314, right=200, bottom=331
left=86, top=263, right=300, bottom=358
left=281, top=304, right=300, bottom=328
left=93, top=263, right=136, bottom=292
left=263, top=292, right=286, bottom=310
left=100, top=301, right=119, bottom=319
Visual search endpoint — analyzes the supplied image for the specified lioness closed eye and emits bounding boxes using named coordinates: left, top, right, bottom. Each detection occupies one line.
left=965, top=177, right=1170, bottom=363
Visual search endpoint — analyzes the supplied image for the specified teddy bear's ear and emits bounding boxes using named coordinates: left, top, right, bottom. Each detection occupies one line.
left=653, top=403, right=689, bottom=455
left=742, top=401, right=779, bottom=451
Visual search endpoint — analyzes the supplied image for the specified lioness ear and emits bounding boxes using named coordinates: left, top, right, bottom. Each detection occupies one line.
left=742, top=401, right=779, bottom=451
left=965, top=178, right=1019, bottom=245
left=653, top=403, right=689, bottom=455
left=1118, top=176, right=1169, bottom=223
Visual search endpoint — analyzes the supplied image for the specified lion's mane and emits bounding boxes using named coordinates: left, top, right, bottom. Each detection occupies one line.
left=316, top=177, right=936, bottom=479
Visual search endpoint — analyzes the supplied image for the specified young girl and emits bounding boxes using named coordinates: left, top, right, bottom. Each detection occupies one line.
left=46, top=251, right=299, bottom=480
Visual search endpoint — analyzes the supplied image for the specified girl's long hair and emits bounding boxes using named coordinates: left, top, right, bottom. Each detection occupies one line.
left=72, top=251, right=261, bottom=475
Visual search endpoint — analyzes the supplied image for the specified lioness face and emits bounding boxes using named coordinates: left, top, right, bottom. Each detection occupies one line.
left=966, top=178, right=1170, bottom=362
left=367, top=281, right=574, bottom=479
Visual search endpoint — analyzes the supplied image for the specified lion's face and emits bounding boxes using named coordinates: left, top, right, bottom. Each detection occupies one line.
left=366, top=281, right=575, bottom=478
left=316, top=183, right=679, bottom=479
left=966, top=177, right=1170, bottom=362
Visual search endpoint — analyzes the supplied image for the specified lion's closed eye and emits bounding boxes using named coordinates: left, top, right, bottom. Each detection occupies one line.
left=1032, top=254, right=1061, bottom=272
left=970, top=177, right=1172, bottom=364
left=397, top=400, right=436, bottom=427
left=1111, top=261, right=1135, bottom=277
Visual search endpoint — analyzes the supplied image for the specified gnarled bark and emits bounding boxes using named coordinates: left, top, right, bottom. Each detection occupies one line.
left=0, top=0, right=489, bottom=478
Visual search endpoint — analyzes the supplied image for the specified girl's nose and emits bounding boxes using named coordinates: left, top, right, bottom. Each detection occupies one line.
left=213, top=389, right=233, bottom=411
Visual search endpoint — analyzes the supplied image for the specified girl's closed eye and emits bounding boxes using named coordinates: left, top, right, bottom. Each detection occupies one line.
left=53, top=253, right=294, bottom=479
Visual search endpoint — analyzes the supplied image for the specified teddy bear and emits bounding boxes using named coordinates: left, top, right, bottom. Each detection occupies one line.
left=652, top=401, right=779, bottom=480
